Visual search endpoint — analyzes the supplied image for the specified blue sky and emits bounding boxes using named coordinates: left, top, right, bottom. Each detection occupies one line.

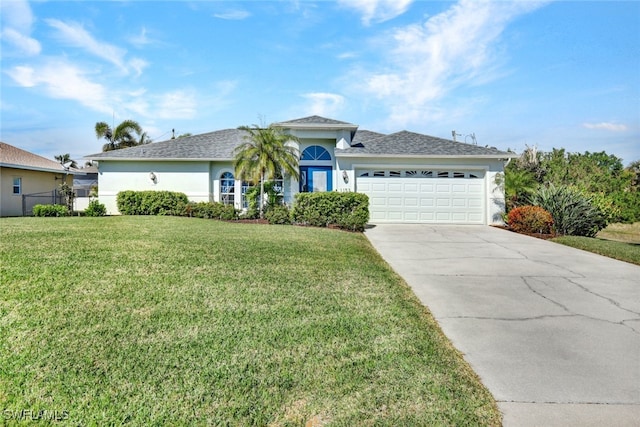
left=1, top=0, right=638, bottom=165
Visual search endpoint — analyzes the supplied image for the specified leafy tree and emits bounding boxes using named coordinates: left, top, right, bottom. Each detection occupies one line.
left=95, top=119, right=146, bottom=152
left=233, top=124, right=300, bottom=219
left=627, top=160, right=640, bottom=189
left=54, top=153, right=78, bottom=169
left=505, top=147, right=639, bottom=223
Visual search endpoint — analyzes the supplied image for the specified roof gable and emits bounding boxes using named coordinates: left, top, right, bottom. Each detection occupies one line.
left=276, top=115, right=356, bottom=126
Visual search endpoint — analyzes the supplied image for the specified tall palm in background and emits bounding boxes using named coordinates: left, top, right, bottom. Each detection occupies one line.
left=234, top=124, right=300, bottom=218
left=54, top=153, right=78, bottom=169
left=95, top=119, right=147, bottom=152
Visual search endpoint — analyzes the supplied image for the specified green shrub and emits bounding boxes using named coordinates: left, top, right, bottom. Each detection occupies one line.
left=186, top=202, right=237, bottom=220
left=530, top=184, right=607, bottom=237
left=292, top=192, right=369, bottom=231
left=85, top=199, right=107, bottom=217
left=264, top=205, right=291, bottom=225
left=32, top=204, right=68, bottom=217
left=116, top=191, right=188, bottom=216
left=507, top=205, right=554, bottom=234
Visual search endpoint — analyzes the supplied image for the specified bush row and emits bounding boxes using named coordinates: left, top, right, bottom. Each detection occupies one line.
left=184, top=201, right=237, bottom=221
left=114, top=190, right=370, bottom=231
left=116, top=190, right=188, bottom=216
left=292, top=192, right=369, bottom=231
left=33, top=204, right=68, bottom=217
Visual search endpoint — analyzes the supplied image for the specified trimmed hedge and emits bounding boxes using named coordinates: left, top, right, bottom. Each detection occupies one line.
left=117, top=190, right=188, bottom=216
left=292, top=192, right=369, bottom=231
left=507, top=205, right=554, bottom=235
left=33, top=204, right=68, bottom=217
left=184, top=202, right=237, bottom=220
left=264, top=205, right=291, bottom=225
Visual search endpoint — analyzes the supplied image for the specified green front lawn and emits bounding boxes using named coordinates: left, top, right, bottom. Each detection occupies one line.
left=552, top=222, right=640, bottom=266
left=0, top=216, right=500, bottom=426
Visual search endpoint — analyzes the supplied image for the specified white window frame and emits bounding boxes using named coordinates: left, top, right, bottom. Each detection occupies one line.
left=12, top=177, right=22, bottom=195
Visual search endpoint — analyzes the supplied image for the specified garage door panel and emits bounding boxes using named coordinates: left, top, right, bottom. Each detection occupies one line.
left=357, top=175, right=485, bottom=224
left=452, top=198, right=467, bottom=207
left=436, top=198, right=451, bottom=207
left=388, top=183, right=403, bottom=192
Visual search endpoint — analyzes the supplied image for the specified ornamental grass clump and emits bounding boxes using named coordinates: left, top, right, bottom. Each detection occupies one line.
left=530, top=184, right=607, bottom=237
left=507, top=205, right=554, bottom=235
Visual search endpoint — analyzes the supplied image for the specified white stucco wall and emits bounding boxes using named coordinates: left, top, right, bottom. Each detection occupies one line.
left=97, top=161, right=211, bottom=214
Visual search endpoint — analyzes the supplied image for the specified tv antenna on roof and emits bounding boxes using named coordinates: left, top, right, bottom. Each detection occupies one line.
left=451, top=130, right=462, bottom=142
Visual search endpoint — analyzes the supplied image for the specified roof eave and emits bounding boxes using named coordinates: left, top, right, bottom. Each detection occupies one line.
left=0, top=163, right=78, bottom=174
left=83, top=156, right=234, bottom=162
left=335, top=153, right=517, bottom=159
left=276, top=123, right=359, bottom=132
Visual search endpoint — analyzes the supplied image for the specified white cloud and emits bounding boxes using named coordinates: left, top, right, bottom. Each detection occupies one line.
left=129, top=27, right=154, bottom=48
left=583, top=122, right=628, bottom=132
left=213, top=10, right=251, bottom=20
left=0, top=0, right=35, bottom=33
left=0, top=0, right=41, bottom=56
left=1, top=27, right=41, bottom=56
left=302, top=93, right=346, bottom=117
left=352, top=0, right=548, bottom=127
left=338, top=0, right=413, bottom=26
left=155, top=90, right=198, bottom=120
left=5, top=60, right=111, bottom=114
left=45, top=18, right=130, bottom=73
left=128, top=58, right=149, bottom=77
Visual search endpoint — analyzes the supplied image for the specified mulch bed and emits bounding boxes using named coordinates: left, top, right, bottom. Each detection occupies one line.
left=491, top=225, right=556, bottom=240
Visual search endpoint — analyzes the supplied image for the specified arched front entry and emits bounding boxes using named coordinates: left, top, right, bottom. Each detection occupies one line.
left=299, top=146, right=332, bottom=192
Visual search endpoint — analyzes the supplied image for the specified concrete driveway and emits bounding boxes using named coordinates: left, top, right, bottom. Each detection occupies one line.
left=364, top=225, right=640, bottom=427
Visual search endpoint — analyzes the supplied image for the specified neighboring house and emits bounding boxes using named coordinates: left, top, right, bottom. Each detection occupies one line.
left=0, top=142, right=75, bottom=216
left=85, top=116, right=516, bottom=224
left=73, top=165, right=99, bottom=211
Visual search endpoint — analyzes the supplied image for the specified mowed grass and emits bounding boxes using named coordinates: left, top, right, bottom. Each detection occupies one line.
left=553, top=222, right=640, bottom=266
left=0, top=216, right=500, bottom=426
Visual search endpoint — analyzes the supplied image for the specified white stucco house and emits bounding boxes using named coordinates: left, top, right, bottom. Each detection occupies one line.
left=85, top=116, right=516, bottom=224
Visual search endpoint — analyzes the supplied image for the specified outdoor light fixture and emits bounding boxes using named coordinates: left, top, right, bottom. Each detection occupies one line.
left=342, top=170, right=349, bottom=183
left=149, top=172, right=157, bottom=183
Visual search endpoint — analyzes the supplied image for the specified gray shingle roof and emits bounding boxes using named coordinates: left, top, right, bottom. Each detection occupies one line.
left=339, top=130, right=514, bottom=157
left=275, top=115, right=356, bottom=126
left=85, top=129, right=247, bottom=160
left=84, top=120, right=514, bottom=161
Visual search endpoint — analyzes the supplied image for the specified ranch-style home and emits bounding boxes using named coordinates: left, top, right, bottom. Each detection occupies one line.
left=0, top=142, right=75, bottom=217
left=86, top=116, right=515, bottom=224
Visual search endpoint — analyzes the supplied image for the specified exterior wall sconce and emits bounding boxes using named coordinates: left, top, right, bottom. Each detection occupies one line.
left=149, top=172, right=157, bottom=184
left=342, top=170, right=349, bottom=183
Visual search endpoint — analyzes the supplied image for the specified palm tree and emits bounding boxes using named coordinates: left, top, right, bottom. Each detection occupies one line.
left=54, top=153, right=78, bottom=169
left=234, top=124, right=300, bottom=218
left=95, top=119, right=144, bottom=152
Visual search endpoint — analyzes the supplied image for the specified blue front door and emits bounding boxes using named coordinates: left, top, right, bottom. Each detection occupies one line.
left=300, top=166, right=332, bottom=192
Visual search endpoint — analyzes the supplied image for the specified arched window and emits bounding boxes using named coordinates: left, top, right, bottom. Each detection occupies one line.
left=301, top=145, right=331, bottom=161
left=220, top=172, right=235, bottom=205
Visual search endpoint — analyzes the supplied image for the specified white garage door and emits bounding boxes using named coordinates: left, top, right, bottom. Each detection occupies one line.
left=356, top=169, right=486, bottom=224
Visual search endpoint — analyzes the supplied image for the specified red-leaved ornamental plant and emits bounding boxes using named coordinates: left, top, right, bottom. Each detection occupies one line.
left=507, top=205, right=554, bottom=235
